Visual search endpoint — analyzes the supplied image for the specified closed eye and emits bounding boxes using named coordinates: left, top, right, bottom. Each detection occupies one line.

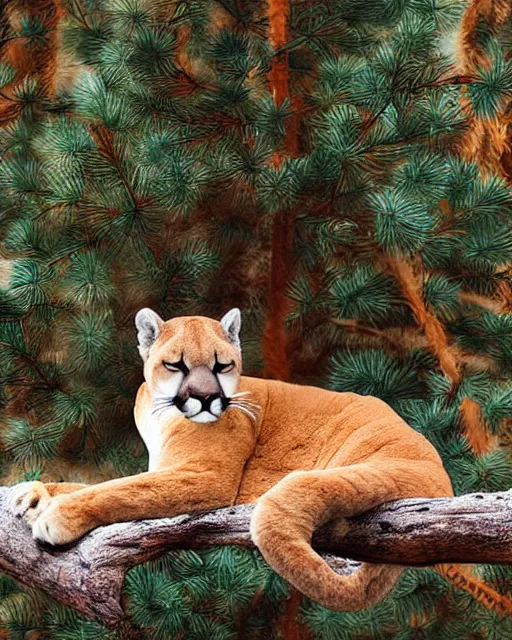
left=163, top=359, right=189, bottom=374
left=213, top=360, right=235, bottom=374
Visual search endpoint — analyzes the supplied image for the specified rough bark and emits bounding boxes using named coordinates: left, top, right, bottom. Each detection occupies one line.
left=0, top=487, right=510, bottom=627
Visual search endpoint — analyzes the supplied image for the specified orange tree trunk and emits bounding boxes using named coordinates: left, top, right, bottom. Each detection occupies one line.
left=262, top=0, right=299, bottom=381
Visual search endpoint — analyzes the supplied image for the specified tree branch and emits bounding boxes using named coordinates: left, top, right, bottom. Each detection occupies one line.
left=0, top=487, right=510, bottom=627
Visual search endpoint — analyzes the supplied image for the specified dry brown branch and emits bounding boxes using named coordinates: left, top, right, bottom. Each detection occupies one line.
left=0, top=487, right=510, bottom=627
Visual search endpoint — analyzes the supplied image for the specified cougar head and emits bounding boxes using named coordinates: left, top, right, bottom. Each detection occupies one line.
left=135, top=308, right=243, bottom=423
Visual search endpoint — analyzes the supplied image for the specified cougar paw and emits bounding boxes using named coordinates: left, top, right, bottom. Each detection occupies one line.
left=31, top=497, right=90, bottom=547
left=8, top=481, right=51, bottom=525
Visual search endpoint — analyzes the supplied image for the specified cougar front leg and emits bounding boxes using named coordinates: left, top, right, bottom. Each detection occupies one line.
left=30, top=468, right=236, bottom=546
left=9, top=481, right=87, bottom=525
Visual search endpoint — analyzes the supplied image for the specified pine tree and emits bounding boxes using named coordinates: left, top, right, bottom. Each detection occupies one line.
left=0, top=0, right=511, bottom=638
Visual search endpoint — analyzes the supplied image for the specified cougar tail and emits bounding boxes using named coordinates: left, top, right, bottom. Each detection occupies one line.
left=250, top=462, right=450, bottom=611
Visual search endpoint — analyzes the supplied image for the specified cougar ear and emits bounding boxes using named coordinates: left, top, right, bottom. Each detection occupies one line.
left=220, top=308, right=241, bottom=352
left=135, top=308, right=163, bottom=361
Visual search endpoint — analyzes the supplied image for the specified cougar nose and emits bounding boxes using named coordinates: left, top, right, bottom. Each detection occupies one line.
left=189, top=392, right=221, bottom=411
left=193, top=392, right=220, bottom=401
left=176, top=366, right=223, bottom=413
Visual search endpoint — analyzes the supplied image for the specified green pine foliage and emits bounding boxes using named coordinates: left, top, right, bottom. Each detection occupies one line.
left=124, top=548, right=286, bottom=639
left=0, top=0, right=512, bottom=638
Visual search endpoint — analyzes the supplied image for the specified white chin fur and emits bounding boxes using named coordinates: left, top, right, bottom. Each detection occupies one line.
left=182, top=398, right=202, bottom=416
left=189, top=412, right=219, bottom=423
left=210, top=397, right=222, bottom=415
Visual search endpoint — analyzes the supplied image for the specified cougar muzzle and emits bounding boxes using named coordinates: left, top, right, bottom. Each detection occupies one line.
left=174, top=366, right=226, bottom=423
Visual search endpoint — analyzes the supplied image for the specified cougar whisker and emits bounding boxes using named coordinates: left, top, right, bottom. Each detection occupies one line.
left=228, top=403, right=258, bottom=422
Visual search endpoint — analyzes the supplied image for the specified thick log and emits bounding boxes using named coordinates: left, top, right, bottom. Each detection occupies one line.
left=0, top=487, right=510, bottom=627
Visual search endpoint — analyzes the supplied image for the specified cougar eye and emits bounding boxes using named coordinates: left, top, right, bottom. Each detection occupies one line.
left=214, top=360, right=235, bottom=374
left=163, top=358, right=188, bottom=374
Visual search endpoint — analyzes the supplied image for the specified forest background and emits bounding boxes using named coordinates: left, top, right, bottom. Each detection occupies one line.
left=0, top=0, right=512, bottom=638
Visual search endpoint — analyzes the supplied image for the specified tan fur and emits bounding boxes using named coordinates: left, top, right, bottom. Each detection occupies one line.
left=9, top=312, right=453, bottom=611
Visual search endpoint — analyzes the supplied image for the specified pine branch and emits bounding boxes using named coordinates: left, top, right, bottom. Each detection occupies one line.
left=0, top=487, right=511, bottom=626
left=387, top=256, right=461, bottom=383
left=89, top=124, right=138, bottom=206
left=0, top=341, right=56, bottom=388
left=328, top=317, right=408, bottom=353
left=386, top=256, right=495, bottom=456
left=435, top=563, right=512, bottom=615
